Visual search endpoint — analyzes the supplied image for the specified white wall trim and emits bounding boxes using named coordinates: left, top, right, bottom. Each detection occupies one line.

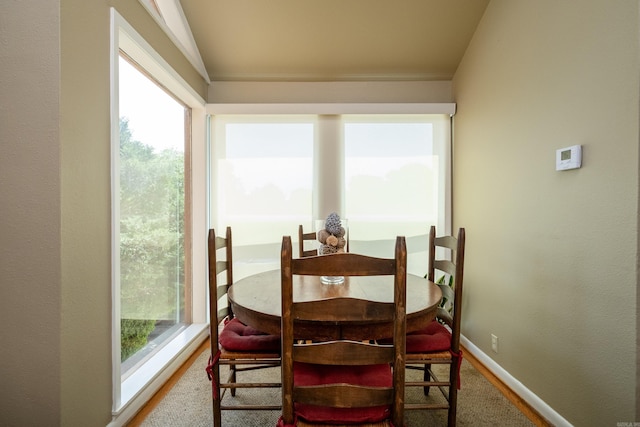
left=461, top=335, right=573, bottom=427
left=206, top=103, right=456, bottom=115
left=116, top=14, right=205, bottom=107
left=138, top=0, right=211, bottom=83
left=110, top=7, right=125, bottom=411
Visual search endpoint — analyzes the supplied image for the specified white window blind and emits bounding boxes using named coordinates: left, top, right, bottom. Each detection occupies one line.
left=210, top=110, right=451, bottom=278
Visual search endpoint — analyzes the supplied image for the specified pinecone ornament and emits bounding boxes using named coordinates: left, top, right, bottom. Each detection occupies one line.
left=325, top=212, right=342, bottom=235
left=318, top=213, right=347, bottom=254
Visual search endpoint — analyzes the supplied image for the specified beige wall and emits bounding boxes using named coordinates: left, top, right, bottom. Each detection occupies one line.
left=452, top=0, right=638, bottom=425
left=1, top=1, right=207, bottom=426
left=0, top=1, right=62, bottom=425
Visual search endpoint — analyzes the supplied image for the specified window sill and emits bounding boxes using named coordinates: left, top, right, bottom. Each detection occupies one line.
left=110, top=323, right=209, bottom=425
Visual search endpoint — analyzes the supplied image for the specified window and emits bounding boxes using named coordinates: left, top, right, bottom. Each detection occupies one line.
left=212, top=116, right=314, bottom=277
left=344, top=115, right=450, bottom=275
left=111, top=9, right=207, bottom=420
left=118, top=55, right=190, bottom=374
left=210, top=113, right=451, bottom=277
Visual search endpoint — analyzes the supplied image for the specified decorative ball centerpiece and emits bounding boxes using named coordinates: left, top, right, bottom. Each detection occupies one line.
left=317, top=212, right=347, bottom=255
left=316, top=212, right=348, bottom=285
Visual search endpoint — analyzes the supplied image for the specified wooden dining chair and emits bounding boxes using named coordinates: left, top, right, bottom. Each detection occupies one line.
left=206, top=227, right=282, bottom=427
left=404, top=225, right=465, bottom=427
left=277, top=235, right=407, bottom=427
left=298, top=224, right=318, bottom=257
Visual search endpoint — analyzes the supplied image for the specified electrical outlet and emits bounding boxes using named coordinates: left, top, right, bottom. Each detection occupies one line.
left=491, top=334, right=499, bottom=353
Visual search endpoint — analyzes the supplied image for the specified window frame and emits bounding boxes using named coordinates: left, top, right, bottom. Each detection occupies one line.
left=110, top=8, right=207, bottom=422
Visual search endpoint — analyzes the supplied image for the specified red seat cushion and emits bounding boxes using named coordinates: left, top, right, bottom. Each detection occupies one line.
left=405, top=320, right=452, bottom=353
left=292, top=362, right=392, bottom=424
left=218, top=318, right=281, bottom=352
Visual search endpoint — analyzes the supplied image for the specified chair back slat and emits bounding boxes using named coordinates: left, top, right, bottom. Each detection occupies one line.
left=292, top=253, right=396, bottom=277
left=294, top=384, right=394, bottom=409
left=293, top=298, right=396, bottom=323
left=434, top=235, right=458, bottom=250
left=294, top=340, right=395, bottom=366
left=214, top=235, right=226, bottom=250
left=434, top=259, right=456, bottom=276
left=215, top=260, right=227, bottom=275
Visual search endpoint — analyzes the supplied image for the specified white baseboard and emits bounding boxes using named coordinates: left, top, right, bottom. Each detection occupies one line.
left=461, top=335, right=573, bottom=427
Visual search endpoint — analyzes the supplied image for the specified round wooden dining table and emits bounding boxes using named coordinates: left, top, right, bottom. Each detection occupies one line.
left=228, top=269, right=443, bottom=341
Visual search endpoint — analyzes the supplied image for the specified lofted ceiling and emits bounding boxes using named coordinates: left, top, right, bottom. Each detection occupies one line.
left=178, top=0, right=490, bottom=82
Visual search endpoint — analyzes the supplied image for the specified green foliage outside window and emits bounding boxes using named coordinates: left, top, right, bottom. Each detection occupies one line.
left=121, top=318, right=157, bottom=360
left=119, top=117, right=185, bottom=361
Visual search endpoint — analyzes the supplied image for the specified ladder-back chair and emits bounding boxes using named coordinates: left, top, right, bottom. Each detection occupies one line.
left=206, top=227, right=282, bottom=427
left=298, top=224, right=318, bottom=257
left=277, top=236, right=407, bottom=427
left=404, top=226, right=465, bottom=427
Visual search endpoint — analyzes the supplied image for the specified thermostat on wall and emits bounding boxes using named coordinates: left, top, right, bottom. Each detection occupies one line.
left=556, top=145, right=582, bottom=171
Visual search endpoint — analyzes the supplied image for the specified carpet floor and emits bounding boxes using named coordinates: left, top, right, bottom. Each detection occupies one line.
left=134, top=346, right=534, bottom=427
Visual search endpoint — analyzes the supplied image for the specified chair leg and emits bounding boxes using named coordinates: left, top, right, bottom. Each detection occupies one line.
left=212, top=364, right=222, bottom=427
left=230, top=364, right=237, bottom=397
left=213, top=398, right=222, bottom=427
left=423, top=363, right=431, bottom=395
left=447, top=358, right=459, bottom=427
left=448, top=387, right=458, bottom=427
